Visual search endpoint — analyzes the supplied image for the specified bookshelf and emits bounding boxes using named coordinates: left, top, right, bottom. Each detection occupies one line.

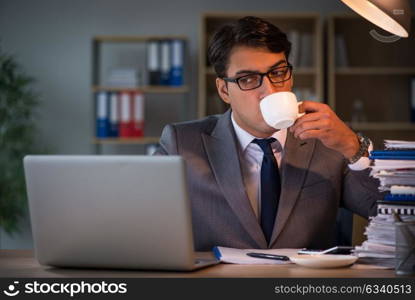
left=91, top=35, right=189, bottom=151
left=92, top=137, right=160, bottom=145
left=198, top=12, right=324, bottom=118
left=327, top=14, right=415, bottom=149
left=92, top=86, right=189, bottom=94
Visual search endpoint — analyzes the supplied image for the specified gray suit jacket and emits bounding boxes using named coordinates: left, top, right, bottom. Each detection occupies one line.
left=155, top=110, right=380, bottom=251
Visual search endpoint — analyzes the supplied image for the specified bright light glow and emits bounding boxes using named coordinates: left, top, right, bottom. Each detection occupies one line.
left=341, top=0, right=409, bottom=37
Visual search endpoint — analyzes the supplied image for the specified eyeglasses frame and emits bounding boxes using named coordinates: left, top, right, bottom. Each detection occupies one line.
left=221, top=64, right=293, bottom=91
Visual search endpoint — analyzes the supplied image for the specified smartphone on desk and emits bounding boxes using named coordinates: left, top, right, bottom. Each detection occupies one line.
left=298, top=246, right=354, bottom=255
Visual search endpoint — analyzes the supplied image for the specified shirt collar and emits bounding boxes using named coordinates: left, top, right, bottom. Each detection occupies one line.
left=231, top=112, right=287, bottom=152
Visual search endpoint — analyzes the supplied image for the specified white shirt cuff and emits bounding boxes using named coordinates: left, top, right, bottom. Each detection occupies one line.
left=348, top=141, right=373, bottom=171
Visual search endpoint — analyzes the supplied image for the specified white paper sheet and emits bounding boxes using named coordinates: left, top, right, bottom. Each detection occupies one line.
left=213, top=246, right=300, bottom=265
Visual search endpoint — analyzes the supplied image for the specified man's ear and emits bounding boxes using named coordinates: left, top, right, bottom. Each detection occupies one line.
left=216, top=78, right=231, bottom=104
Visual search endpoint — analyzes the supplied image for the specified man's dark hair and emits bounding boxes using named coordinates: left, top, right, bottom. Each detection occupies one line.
left=207, top=16, right=291, bottom=78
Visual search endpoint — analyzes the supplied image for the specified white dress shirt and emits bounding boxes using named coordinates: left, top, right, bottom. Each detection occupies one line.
left=230, top=113, right=371, bottom=220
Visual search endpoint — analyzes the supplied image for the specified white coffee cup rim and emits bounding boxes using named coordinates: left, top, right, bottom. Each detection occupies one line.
left=260, top=92, right=304, bottom=130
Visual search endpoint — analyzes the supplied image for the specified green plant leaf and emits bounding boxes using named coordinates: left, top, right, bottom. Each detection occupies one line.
left=0, top=47, right=43, bottom=235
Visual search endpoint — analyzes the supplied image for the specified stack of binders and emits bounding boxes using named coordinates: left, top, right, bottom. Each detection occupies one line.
left=95, top=91, right=144, bottom=139
left=370, top=140, right=415, bottom=196
left=146, top=39, right=185, bottom=86
left=354, top=140, right=415, bottom=268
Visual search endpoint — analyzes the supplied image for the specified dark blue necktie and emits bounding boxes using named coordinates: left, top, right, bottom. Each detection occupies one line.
left=252, top=138, right=281, bottom=244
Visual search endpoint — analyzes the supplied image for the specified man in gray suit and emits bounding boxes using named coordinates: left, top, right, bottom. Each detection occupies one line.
left=155, top=16, right=381, bottom=251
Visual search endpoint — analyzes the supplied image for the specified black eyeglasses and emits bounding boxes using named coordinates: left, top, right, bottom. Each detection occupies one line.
left=222, top=64, right=293, bottom=91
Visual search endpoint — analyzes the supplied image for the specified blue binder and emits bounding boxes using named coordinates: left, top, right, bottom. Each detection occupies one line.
left=96, top=91, right=109, bottom=138
left=170, top=39, right=184, bottom=86
left=108, top=92, right=119, bottom=137
left=384, top=194, right=415, bottom=202
left=370, top=150, right=415, bottom=160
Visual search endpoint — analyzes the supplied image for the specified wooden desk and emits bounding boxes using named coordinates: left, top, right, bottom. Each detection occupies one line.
left=0, top=250, right=404, bottom=278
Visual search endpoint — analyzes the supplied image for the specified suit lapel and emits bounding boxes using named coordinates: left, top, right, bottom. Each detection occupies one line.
left=270, top=131, right=316, bottom=246
left=201, top=110, right=267, bottom=249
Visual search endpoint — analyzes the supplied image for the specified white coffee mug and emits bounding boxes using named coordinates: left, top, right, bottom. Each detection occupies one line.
left=260, top=91, right=304, bottom=130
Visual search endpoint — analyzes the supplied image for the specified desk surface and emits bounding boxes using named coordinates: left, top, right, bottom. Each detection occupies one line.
left=0, top=250, right=406, bottom=278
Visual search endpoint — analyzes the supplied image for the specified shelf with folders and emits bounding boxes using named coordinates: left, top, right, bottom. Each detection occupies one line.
left=327, top=14, right=415, bottom=147
left=92, top=35, right=188, bottom=148
left=94, top=90, right=146, bottom=141
left=93, top=35, right=188, bottom=43
left=92, top=85, right=189, bottom=94
left=198, top=12, right=323, bottom=118
left=93, top=137, right=160, bottom=145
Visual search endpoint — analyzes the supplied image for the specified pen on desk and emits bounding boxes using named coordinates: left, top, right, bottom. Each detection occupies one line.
left=246, top=252, right=290, bottom=261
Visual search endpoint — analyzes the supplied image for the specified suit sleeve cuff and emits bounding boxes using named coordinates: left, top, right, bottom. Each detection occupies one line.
left=348, top=141, right=373, bottom=171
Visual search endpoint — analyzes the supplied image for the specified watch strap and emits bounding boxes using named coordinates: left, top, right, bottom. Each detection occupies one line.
left=348, top=133, right=370, bottom=164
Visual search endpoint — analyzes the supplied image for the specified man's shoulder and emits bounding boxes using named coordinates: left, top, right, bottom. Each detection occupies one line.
left=157, top=111, right=231, bottom=154
left=169, top=113, right=224, bottom=136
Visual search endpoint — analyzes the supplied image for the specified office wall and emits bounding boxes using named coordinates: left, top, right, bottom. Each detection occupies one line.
left=0, top=0, right=387, bottom=248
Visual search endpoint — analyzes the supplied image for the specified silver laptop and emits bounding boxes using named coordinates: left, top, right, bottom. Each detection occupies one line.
left=24, top=155, right=218, bottom=271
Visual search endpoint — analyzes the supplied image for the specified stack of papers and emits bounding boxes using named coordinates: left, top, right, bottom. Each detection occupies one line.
left=371, top=170, right=415, bottom=191
left=384, top=140, right=415, bottom=150
left=371, top=162, right=415, bottom=175
left=354, top=140, right=415, bottom=268
left=353, top=215, right=396, bottom=268
left=390, top=185, right=415, bottom=195
left=105, top=68, right=140, bottom=87
left=370, top=140, right=415, bottom=195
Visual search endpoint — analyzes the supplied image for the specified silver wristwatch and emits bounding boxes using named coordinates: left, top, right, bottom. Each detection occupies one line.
left=348, top=133, right=371, bottom=164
